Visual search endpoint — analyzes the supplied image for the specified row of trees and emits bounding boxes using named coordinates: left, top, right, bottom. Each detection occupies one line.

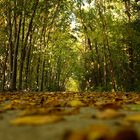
left=0, top=0, right=140, bottom=92
left=0, top=0, right=77, bottom=91
left=76, top=0, right=140, bottom=91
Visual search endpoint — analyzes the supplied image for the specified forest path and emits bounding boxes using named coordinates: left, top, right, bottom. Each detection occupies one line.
left=0, top=92, right=140, bottom=140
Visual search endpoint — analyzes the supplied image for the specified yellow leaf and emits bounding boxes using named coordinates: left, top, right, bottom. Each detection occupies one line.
left=64, top=131, right=87, bottom=140
left=88, top=124, right=111, bottom=140
left=67, top=100, right=84, bottom=107
left=10, top=115, right=63, bottom=125
left=125, top=113, right=140, bottom=122
left=3, top=103, right=14, bottom=110
left=95, top=109, right=125, bottom=119
left=12, top=99, right=21, bottom=104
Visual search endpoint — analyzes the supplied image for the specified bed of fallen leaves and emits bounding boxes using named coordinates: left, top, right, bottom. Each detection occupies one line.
left=1, top=91, right=140, bottom=140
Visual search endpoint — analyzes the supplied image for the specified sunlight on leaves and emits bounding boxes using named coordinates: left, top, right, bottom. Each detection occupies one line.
left=95, top=109, right=125, bottom=119
left=125, top=113, right=140, bottom=122
left=10, top=115, right=64, bottom=126
left=67, top=100, right=85, bottom=107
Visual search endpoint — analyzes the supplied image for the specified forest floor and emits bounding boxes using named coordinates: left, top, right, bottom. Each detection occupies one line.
left=0, top=92, right=140, bottom=140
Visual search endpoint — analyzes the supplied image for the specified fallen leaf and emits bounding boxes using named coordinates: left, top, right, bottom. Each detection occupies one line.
left=10, top=115, right=64, bottom=125
left=125, top=113, right=140, bottom=122
left=95, top=109, right=125, bottom=119
left=19, top=107, right=80, bottom=116
left=87, top=124, right=111, bottom=140
left=63, top=131, right=87, bottom=140
left=3, top=103, right=14, bottom=110
left=95, top=102, right=121, bottom=110
left=111, top=128, right=139, bottom=140
left=64, top=124, right=111, bottom=140
left=135, top=101, right=140, bottom=104
left=113, top=120, right=134, bottom=127
left=67, top=100, right=85, bottom=107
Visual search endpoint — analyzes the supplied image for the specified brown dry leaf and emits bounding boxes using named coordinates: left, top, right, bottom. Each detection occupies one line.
left=20, top=107, right=80, bottom=116
left=64, top=131, right=87, bottom=140
left=67, top=100, right=85, bottom=107
left=19, top=107, right=62, bottom=116
left=3, top=103, right=15, bottom=110
left=10, top=115, right=64, bottom=125
left=87, top=124, right=111, bottom=140
left=125, top=113, right=140, bottom=122
left=64, top=124, right=111, bottom=140
left=95, top=102, right=121, bottom=110
left=95, top=109, right=125, bottom=119
left=135, top=101, right=140, bottom=104
left=3, top=99, right=28, bottom=111
left=111, top=128, right=139, bottom=140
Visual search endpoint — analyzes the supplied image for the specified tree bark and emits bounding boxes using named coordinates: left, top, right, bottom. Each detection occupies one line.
left=98, top=0, right=116, bottom=91
left=18, top=0, right=39, bottom=90
left=25, top=34, right=33, bottom=89
left=10, top=2, right=22, bottom=90
left=36, top=57, right=40, bottom=91
left=7, top=1, right=13, bottom=89
left=94, top=40, right=102, bottom=86
left=124, top=0, right=135, bottom=90
left=40, top=59, right=45, bottom=91
left=2, top=48, right=8, bottom=91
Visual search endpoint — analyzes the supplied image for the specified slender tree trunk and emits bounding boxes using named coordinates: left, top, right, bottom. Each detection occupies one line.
left=128, top=45, right=134, bottom=88
left=56, top=55, right=62, bottom=91
left=40, top=59, right=45, bottom=91
left=2, top=48, right=8, bottom=91
left=7, top=1, right=13, bottom=89
left=94, top=40, right=102, bottom=86
left=98, top=0, right=116, bottom=91
left=36, top=57, right=40, bottom=91
left=103, top=44, right=107, bottom=88
left=18, top=0, right=39, bottom=90
left=44, top=67, right=48, bottom=90
left=124, top=0, right=134, bottom=90
left=106, top=38, right=116, bottom=91
left=10, top=3, right=22, bottom=90
left=87, top=38, right=98, bottom=87
left=25, top=34, right=32, bottom=89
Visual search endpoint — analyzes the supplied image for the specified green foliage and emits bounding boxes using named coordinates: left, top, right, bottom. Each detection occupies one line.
left=0, top=0, right=140, bottom=91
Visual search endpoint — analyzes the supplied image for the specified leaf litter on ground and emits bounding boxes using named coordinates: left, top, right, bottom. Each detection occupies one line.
left=10, top=115, right=64, bottom=126
left=0, top=92, right=140, bottom=139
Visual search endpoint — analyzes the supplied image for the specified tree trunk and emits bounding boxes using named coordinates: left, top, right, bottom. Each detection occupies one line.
left=87, top=38, right=98, bottom=87
left=36, top=57, right=40, bottom=91
left=7, top=1, right=13, bottom=89
left=103, top=44, right=107, bottom=88
left=10, top=3, right=22, bottom=90
left=25, top=32, right=33, bottom=89
left=98, top=0, right=116, bottom=91
left=106, top=38, right=116, bottom=91
left=124, top=0, right=135, bottom=90
left=18, top=0, right=39, bottom=90
left=94, top=40, right=102, bottom=86
left=40, top=59, right=45, bottom=91
left=2, top=48, right=8, bottom=91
